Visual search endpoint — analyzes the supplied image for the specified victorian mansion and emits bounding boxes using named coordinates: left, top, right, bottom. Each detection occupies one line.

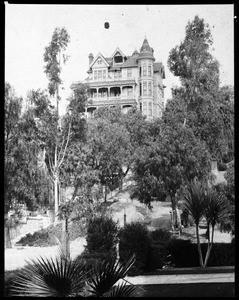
left=71, top=38, right=166, bottom=119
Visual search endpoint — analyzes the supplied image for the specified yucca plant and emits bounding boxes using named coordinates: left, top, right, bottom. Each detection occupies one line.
left=10, top=253, right=140, bottom=297
left=181, top=179, right=206, bottom=267
left=203, top=189, right=231, bottom=267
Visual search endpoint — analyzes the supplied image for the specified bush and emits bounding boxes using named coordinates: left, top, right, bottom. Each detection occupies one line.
left=146, top=228, right=172, bottom=270
left=74, top=251, right=115, bottom=275
left=17, top=219, right=86, bottom=247
left=86, top=216, right=118, bottom=256
left=167, top=238, right=199, bottom=267
left=119, top=222, right=150, bottom=275
left=206, top=243, right=235, bottom=267
left=167, top=238, right=235, bottom=268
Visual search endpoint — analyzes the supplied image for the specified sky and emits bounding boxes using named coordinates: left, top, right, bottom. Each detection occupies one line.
left=5, top=4, right=234, bottom=115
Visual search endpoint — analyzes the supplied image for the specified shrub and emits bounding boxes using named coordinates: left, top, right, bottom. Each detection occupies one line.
left=17, top=219, right=86, bottom=247
left=167, top=238, right=199, bottom=267
left=167, top=239, right=235, bottom=268
left=146, top=228, right=172, bottom=270
left=206, top=243, right=235, bottom=267
left=119, top=222, right=150, bottom=275
left=74, top=251, right=115, bottom=275
left=86, top=216, right=118, bottom=256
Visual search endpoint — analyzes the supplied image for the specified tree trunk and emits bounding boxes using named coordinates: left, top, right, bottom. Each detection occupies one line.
left=54, top=173, right=59, bottom=222
left=5, top=225, right=12, bottom=249
left=104, top=184, right=107, bottom=203
left=119, top=175, right=123, bottom=191
left=203, top=225, right=215, bottom=267
left=171, top=196, right=182, bottom=232
left=62, top=218, right=70, bottom=260
left=196, top=225, right=204, bottom=267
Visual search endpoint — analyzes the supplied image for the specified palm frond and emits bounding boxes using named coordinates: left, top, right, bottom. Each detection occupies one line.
left=55, top=234, right=70, bottom=261
left=105, top=281, right=141, bottom=297
left=204, top=190, right=231, bottom=227
left=181, top=180, right=206, bottom=225
left=87, top=255, right=136, bottom=297
left=11, top=255, right=86, bottom=297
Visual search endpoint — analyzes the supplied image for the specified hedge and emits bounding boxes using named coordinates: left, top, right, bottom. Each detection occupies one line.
left=119, top=223, right=151, bottom=275
left=166, top=238, right=235, bottom=268
left=85, top=216, right=118, bottom=255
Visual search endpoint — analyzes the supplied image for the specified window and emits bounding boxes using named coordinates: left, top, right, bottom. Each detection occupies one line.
left=143, top=102, right=147, bottom=115
left=148, top=102, right=152, bottom=116
left=140, top=83, right=142, bottom=96
left=97, top=58, right=102, bottom=64
left=103, top=70, right=106, bottom=79
left=143, top=82, right=147, bottom=95
left=127, top=68, right=132, bottom=78
left=143, top=65, right=147, bottom=77
left=140, top=103, right=142, bottom=111
left=98, top=70, right=102, bottom=79
left=94, top=71, right=97, bottom=80
left=113, top=71, right=121, bottom=78
left=148, top=82, right=152, bottom=95
left=115, top=55, right=123, bottom=64
left=148, top=65, right=151, bottom=76
left=127, top=87, right=133, bottom=96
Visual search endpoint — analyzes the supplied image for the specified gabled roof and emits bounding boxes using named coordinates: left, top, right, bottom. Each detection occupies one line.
left=89, top=52, right=110, bottom=69
left=110, top=47, right=126, bottom=59
left=121, top=56, right=138, bottom=68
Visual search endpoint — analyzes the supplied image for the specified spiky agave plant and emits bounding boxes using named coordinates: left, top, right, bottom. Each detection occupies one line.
left=10, top=256, right=87, bottom=297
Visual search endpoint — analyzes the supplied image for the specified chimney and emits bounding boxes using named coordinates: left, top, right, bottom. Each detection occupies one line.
left=89, top=53, right=94, bottom=65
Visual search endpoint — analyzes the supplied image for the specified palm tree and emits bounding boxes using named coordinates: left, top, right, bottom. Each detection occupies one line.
left=10, top=254, right=141, bottom=297
left=181, top=179, right=206, bottom=267
left=182, top=179, right=231, bottom=268
left=203, top=189, right=231, bottom=267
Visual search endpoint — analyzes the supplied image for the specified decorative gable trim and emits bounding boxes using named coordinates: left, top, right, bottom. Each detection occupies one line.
left=110, top=47, right=126, bottom=59
left=89, top=52, right=110, bottom=69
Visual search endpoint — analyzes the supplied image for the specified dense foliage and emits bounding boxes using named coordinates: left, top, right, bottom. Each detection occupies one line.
left=119, top=223, right=151, bottom=275
left=167, top=238, right=235, bottom=268
left=17, top=219, right=86, bottom=246
left=85, top=216, right=118, bottom=256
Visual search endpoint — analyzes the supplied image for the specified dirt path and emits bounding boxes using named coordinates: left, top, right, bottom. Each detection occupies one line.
left=5, top=182, right=232, bottom=271
left=5, top=237, right=86, bottom=271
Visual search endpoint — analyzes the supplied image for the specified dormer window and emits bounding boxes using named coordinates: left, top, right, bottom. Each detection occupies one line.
left=114, top=55, right=123, bottom=64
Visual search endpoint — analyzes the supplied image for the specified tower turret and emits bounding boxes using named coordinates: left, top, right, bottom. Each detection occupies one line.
left=138, top=38, right=155, bottom=119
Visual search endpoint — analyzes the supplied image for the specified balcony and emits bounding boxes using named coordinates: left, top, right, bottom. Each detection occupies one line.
left=84, top=77, right=136, bottom=87
left=87, top=95, right=137, bottom=107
